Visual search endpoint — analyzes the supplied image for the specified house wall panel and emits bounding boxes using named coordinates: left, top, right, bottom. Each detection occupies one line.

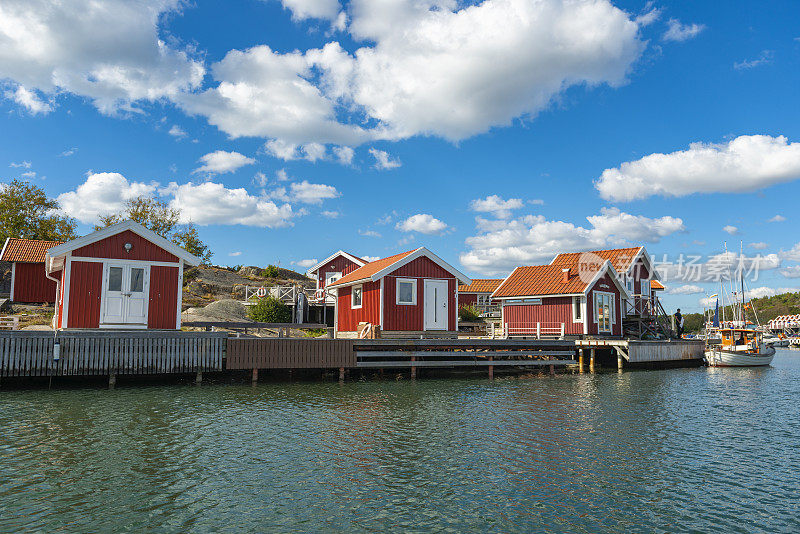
left=13, top=262, right=57, bottom=303
left=66, top=261, right=103, bottom=328
left=337, top=281, right=381, bottom=331
left=383, top=257, right=457, bottom=331
left=319, top=256, right=362, bottom=289
left=502, top=296, right=583, bottom=335
left=73, top=230, right=178, bottom=263
left=148, top=265, right=179, bottom=329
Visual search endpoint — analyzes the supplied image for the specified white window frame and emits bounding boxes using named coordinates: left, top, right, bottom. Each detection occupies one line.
left=396, top=278, right=417, bottom=305
left=351, top=284, right=363, bottom=309
left=593, top=291, right=615, bottom=333
left=572, top=296, right=584, bottom=323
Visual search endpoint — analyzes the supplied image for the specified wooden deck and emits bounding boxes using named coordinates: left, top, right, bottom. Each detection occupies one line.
left=227, top=338, right=355, bottom=369
left=0, top=330, right=226, bottom=378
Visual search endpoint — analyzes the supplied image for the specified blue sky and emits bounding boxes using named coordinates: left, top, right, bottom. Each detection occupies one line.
left=1, top=0, right=799, bottom=312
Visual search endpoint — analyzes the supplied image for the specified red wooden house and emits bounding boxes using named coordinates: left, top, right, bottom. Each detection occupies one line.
left=44, top=220, right=201, bottom=330
left=458, top=279, right=503, bottom=313
left=492, top=260, right=630, bottom=338
left=326, top=247, right=471, bottom=338
left=305, top=250, right=366, bottom=302
left=1, top=238, right=63, bottom=303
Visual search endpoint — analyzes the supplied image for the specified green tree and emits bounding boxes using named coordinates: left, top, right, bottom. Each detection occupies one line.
left=97, top=196, right=213, bottom=264
left=262, top=264, right=280, bottom=278
left=0, top=179, right=77, bottom=243
left=248, top=296, right=292, bottom=323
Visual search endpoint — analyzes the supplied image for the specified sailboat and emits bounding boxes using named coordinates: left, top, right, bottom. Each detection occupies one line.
left=704, top=245, right=776, bottom=367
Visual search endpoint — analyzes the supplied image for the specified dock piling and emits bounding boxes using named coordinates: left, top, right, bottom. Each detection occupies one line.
left=578, top=349, right=584, bottom=373
left=488, top=356, right=494, bottom=380
left=108, top=373, right=116, bottom=389
left=251, top=368, right=258, bottom=385
left=549, top=355, right=555, bottom=376
left=590, top=349, right=596, bottom=372
left=339, top=366, right=345, bottom=383
left=410, top=356, right=417, bottom=379
left=196, top=371, right=203, bottom=385
left=617, top=354, right=623, bottom=372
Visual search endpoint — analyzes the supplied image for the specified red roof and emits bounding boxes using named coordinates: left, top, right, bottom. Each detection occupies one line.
left=1, top=238, right=63, bottom=263
left=551, top=247, right=643, bottom=275
left=651, top=280, right=665, bottom=290
left=493, top=265, right=594, bottom=298
left=459, top=279, right=503, bottom=293
left=328, top=249, right=418, bottom=287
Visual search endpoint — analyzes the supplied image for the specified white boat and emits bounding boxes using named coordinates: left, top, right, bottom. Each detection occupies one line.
left=705, top=335, right=776, bottom=367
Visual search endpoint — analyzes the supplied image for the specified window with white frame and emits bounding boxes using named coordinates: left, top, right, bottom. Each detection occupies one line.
left=572, top=296, right=583, bottom=322
left=396, top=278, right=417, bottom=305
left=594, top=292, right=614, bottom=333
left=477, top=294, right=489, bottom=307
left=352, top=285, right=363, bottom=308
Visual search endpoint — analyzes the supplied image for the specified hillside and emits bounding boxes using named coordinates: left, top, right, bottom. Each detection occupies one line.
left=182, top=264, right=314, bottom=308
left=683, top=291, right=800, bottom=332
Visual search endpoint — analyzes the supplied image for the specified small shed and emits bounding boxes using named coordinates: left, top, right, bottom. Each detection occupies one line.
left=305, top=250, right=366, bottom=302
left=492, top=260, right=630, bottom=338
left=0, top=237, right=64, bottom=303
left=45, top=220, right=201, bottom=330
left=327, top=247, right=471, bottom=338
left=458, top=278, right=503, bottom=311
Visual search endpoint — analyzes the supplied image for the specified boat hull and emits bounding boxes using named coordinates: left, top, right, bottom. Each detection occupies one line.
left=705, top=347, right=775, bottom=367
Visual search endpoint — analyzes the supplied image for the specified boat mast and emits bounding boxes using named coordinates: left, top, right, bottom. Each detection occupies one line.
left=740, top=242, right=745, bottom=325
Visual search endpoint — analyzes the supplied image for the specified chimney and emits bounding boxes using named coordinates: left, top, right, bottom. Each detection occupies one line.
left=561, top=267, right=570, bottom=283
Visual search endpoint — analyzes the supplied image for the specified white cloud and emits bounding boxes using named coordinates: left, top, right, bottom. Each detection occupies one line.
left=229, top=251, right=243, bottom=257
left=164, top=181, right=295, bottom=228
left=596, top=135, right=800, bottom=202
left=294, top=258, right=319, bottom=268
left=768, top=214, right=786, bottom=222
left=56, top=172, right=158, bottom=224
left=253, top=172, right=269, bottom=187
left=723, top=225, right=739, bottom=235
left=749, top=242, right=768, bottom=250
left=333, top=146, right=354, bottom=165
left=656, top=251, right=781, bottom=284
left=734, top=50, right=773, bottom=70
left=369, top=148, right=401, bottom=170
left=359, top=229, right=381, bottom=238
left=0, top=0, right=204, bottom=114
left=168, top=125, right=187, bottom=138
left=275, top=169, right=289, bottom=182
left=662, top=19, right=705, bottom=42
left=780, top=266, right=800, bottom=279
left=697, top=286, right=799, bottom=307
left=9, top=161, right=31, bottom=169
left=361, top=255, right=381, bottom=262
left=396, top=214, right=449, bottom=235
left=470, top=195, right=524, bottom=219
left=460, top=209, right=685, bottom=275
left=5, top=85, right=52, bottom=114
left=278, top=0, right=341, bottom=21
left=284, top=180, right=339, bottom=204
left=59, top=148, right=77, bottom=157
left=668, top=285, right=704, bottom=295
left=303, top=142, right=327, bottom=162
left=179, top=0, right=645, bottom=149
left=781, top=243, right=800, bottom=262
left=194, top=150, right=256, bottom=175
left=321, top=210, right=339, bottom=218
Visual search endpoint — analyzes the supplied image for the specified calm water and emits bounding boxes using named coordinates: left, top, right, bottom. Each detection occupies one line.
left=1, top=352, right=799, bottom=533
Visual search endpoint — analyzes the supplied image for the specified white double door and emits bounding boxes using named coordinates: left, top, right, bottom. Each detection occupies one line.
left=423, top=279, right=449, bottom=330
left=102, top=262, right=149, bottom=326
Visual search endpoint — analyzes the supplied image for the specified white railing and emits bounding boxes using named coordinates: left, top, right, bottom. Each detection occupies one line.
left=504, top=322, right=565, bottom=339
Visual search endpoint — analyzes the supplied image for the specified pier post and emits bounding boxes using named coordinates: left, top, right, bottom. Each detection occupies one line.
left=339, top=366, right=345, bottom=383
left=195, top=371, right=203, bottom=385
left=589, top=349, right=595, bottom=372
left=617, top=354, right=623, bottom=372
left=410, top=357, right=417, bottom=379
left=549, top=355, right=555, bottom=376
left=488, top=356, right=494, bottom=380
left=108, top=372, right=116, bottom=389
left=578, top=349, right=584, bottom=373
left=251, top=368, right=258, bottom=385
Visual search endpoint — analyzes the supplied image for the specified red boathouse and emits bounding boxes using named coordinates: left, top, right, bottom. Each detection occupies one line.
left=1, top=237, right=63, bottom=303
left=326, top=247, right=471, bottom=338
left=44, top=220, right=201, bottom=330
left=492, top=259, right=630, bottom=338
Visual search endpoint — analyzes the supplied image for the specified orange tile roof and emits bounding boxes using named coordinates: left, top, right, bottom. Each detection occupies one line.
left=459, top=279, right=503, bottom=293
left=493, top=265, right=593, bottom=298
left=1, top=238, right=64, bottom=263
left=328, top=249, right=419, bottom=287
left=651, top=280, right=665, bottom=290
left=551, top=246, right=642, bottom=274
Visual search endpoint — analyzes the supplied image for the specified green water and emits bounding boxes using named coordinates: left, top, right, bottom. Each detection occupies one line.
left=1, top=351, right=799, bottom=533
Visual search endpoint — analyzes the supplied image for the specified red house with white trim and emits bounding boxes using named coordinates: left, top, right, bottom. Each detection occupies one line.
left=492, top=259, right=630, bottom=338
left=45, top=220, right=201, bottom=330
left=1, top=238, right=63, bottom=303
left=305, top=250, right=366, bottom=302
left=327, top=247, right=471, bottom=338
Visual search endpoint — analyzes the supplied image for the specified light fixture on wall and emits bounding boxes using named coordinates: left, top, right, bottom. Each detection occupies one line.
left=124, top=243, right=133, bottom=253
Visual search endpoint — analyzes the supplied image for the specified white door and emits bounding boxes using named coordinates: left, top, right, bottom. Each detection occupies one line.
left=424, top=279, right=449, bottom=330
left=102, top=263, right=149, bottom=326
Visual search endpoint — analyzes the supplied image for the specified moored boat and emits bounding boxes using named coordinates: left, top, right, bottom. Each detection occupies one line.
left=705, top=328, right=776, bottom=367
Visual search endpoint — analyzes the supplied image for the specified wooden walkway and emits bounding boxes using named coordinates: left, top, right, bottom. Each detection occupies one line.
left=0, top=331, right=226, bottom=378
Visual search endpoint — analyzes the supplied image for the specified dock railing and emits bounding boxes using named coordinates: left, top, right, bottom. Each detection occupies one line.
left=504, top=322, right=565, bottom=339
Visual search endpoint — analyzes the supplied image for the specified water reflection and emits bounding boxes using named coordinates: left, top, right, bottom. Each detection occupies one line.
left=1, top=351, right=799, bottom=532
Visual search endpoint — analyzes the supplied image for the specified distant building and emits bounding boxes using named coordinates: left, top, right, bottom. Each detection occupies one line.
left=45, top=220, right=200, bottom=329
left=327, top=247, right=471, bottom=338
left=457, top=278, right=503, bottom=312
left=0, top=237, right=63, bottom=303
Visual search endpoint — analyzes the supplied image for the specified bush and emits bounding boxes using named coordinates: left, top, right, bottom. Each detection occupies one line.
left=248, top=296, right=292, bottom=323
left=262, top=264, right=280, bottom=278
left=458, top=305, right=480, bottom=322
